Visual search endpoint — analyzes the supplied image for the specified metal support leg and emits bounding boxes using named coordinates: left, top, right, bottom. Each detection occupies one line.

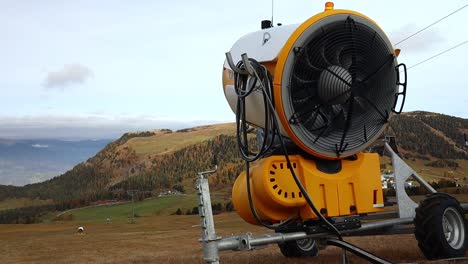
left=196, top=167, right=219, bottom=264
left=384, top=142, right=436, bottom=218
left=326, top=239, right=391, bottom=264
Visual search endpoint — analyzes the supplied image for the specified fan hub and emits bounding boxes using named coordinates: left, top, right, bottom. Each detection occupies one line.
left=318, top=65, right=352, bottom=105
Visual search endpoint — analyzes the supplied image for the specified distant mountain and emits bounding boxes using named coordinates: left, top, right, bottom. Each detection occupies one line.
left=0, top=112, right=467, bottom=223
left=0, top=139, right=112, bottom=186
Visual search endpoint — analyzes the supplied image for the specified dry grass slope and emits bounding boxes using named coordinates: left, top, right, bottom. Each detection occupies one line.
left=124, top=123, right=235, bottom=157
left=0, top=197, right=53, bottom=211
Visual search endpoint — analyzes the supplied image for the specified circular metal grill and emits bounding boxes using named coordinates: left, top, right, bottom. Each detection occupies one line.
left=287, top=15, right=397, bottom=158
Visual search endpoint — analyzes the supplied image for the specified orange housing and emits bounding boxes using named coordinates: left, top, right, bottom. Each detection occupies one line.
left=232, top=153, right=384, bottom=225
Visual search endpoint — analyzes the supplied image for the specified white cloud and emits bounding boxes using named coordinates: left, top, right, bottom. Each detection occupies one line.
left=31, top=144, right=48, bottom=148
left=44, top=64, right=93, bottom=89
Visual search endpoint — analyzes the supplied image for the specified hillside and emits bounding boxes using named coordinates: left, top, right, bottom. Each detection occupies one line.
left=387, top=111, right=468, bottom=159
left=0, top=124, right=242, bottom=223
left=0, top=112, right=467, bottom=223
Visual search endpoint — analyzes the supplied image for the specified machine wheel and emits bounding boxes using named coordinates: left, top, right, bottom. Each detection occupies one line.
left=414, top=193, right=467, bottom=260
left=278, top=238, right=319, bottom=257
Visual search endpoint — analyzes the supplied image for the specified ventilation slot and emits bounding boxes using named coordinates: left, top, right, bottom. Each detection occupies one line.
left=278, top=189, right=282, bottom=195
left=269, top=171, right=275, bottom=175
left=269, top=178, right=276, bottom=182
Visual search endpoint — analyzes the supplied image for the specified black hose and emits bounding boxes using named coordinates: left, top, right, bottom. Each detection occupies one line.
left=235, top=60, right=295, bottom=230
left=233, top=59, right=343, bottom=240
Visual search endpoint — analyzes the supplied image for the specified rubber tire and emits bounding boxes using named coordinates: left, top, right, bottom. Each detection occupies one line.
left=414, top=193, right=467, bottom=260
left=278, top=238, right=319, bottom=258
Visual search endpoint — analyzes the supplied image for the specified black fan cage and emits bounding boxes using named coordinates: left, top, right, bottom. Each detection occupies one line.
left=288, top=16, right=397, bottom=158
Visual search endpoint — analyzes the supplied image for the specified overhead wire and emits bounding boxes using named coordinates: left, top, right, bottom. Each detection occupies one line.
left=407, top=40, right=468, bottom=70
left=394, top=3, right=468, bottom=70
left=395, top=3, right=468, bottom=46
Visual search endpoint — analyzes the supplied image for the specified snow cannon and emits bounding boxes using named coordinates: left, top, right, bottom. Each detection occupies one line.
left=195, top=3, right=467, bottom=262
left=223, top=2, right=407, bottom=225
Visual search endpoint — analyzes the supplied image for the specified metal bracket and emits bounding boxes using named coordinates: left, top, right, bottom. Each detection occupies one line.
left=392, top=63, right=407, bottom=114
left=238, top=234, right=254, bottom=250
left=196, top=166, right=220, bottom=264
left=384, top=141, right=436, bottom=218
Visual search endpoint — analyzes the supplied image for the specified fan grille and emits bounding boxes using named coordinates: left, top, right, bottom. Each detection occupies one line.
left=286, top=15, right=397, bottom=158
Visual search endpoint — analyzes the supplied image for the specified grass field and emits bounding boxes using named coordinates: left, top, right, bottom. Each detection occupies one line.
left=50, top=193, right=229, bottom=224
left=0, top=193, right=454, bottom=263
left=2, top=211, right=466, bottom=264
left=125, top=123, right=235, bottom=157
left=380, top=156, right=468, bottom=186
left=406, top=159, right=468, bottom=184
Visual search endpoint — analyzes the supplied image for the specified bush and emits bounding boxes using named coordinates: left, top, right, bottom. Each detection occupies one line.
left=225, top=201, right=234, bottom=212
left=425, top=159, right=459, bottom=168
left=212, top=203, right=222, bottom=214
left=173, top=184, right=185, bottom=193
left=430, top=179, right=457, bottom=189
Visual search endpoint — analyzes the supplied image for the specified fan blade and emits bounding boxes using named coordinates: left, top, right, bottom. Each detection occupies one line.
left=298, top=47, right=322, bottom=71
left=336, top=45, right=353, bottom=69
left=303, top=108, right=326, bottom=131
left=351, top=96, right=367, bottom=117
left=292, top=95, right=314, bottom=105
left=357, top=95, right=389, bottom=122
left=315, top=105, right=346, bottom=139
left=292, top=74, right=318, bottom=87
left=333, top=46, right=346, bottom=67
left=361, top=54, right=395, bottom=83
left=320, top=46, right=333, bottom=67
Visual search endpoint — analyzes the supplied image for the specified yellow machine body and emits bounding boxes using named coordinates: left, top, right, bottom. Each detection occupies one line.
left=232, top=152, right=384, bottom=225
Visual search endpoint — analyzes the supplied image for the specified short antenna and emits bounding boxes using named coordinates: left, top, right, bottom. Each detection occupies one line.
left=271, top=0, right=274, bottom=26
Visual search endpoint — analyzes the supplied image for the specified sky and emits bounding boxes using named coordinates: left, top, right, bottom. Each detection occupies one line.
left=1, top=0, right=467, bottom=139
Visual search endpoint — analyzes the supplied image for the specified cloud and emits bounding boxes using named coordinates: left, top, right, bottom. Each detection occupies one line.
left=31, top=144, right=48, bottom=148
left=388, top=24, right=445, bottom=53
left=0, top=115, right=223, bottom=140
left=44, top=64, right=93, bottom=89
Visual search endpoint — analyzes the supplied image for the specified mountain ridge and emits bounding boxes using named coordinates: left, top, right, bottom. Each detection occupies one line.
left=0, top=111, right=467, bottom=223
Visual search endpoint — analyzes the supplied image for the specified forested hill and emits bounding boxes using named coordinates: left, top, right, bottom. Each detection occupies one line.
left=387, top=111, right=467, bottom=159
left=0, top=112, right=466, bottom=223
